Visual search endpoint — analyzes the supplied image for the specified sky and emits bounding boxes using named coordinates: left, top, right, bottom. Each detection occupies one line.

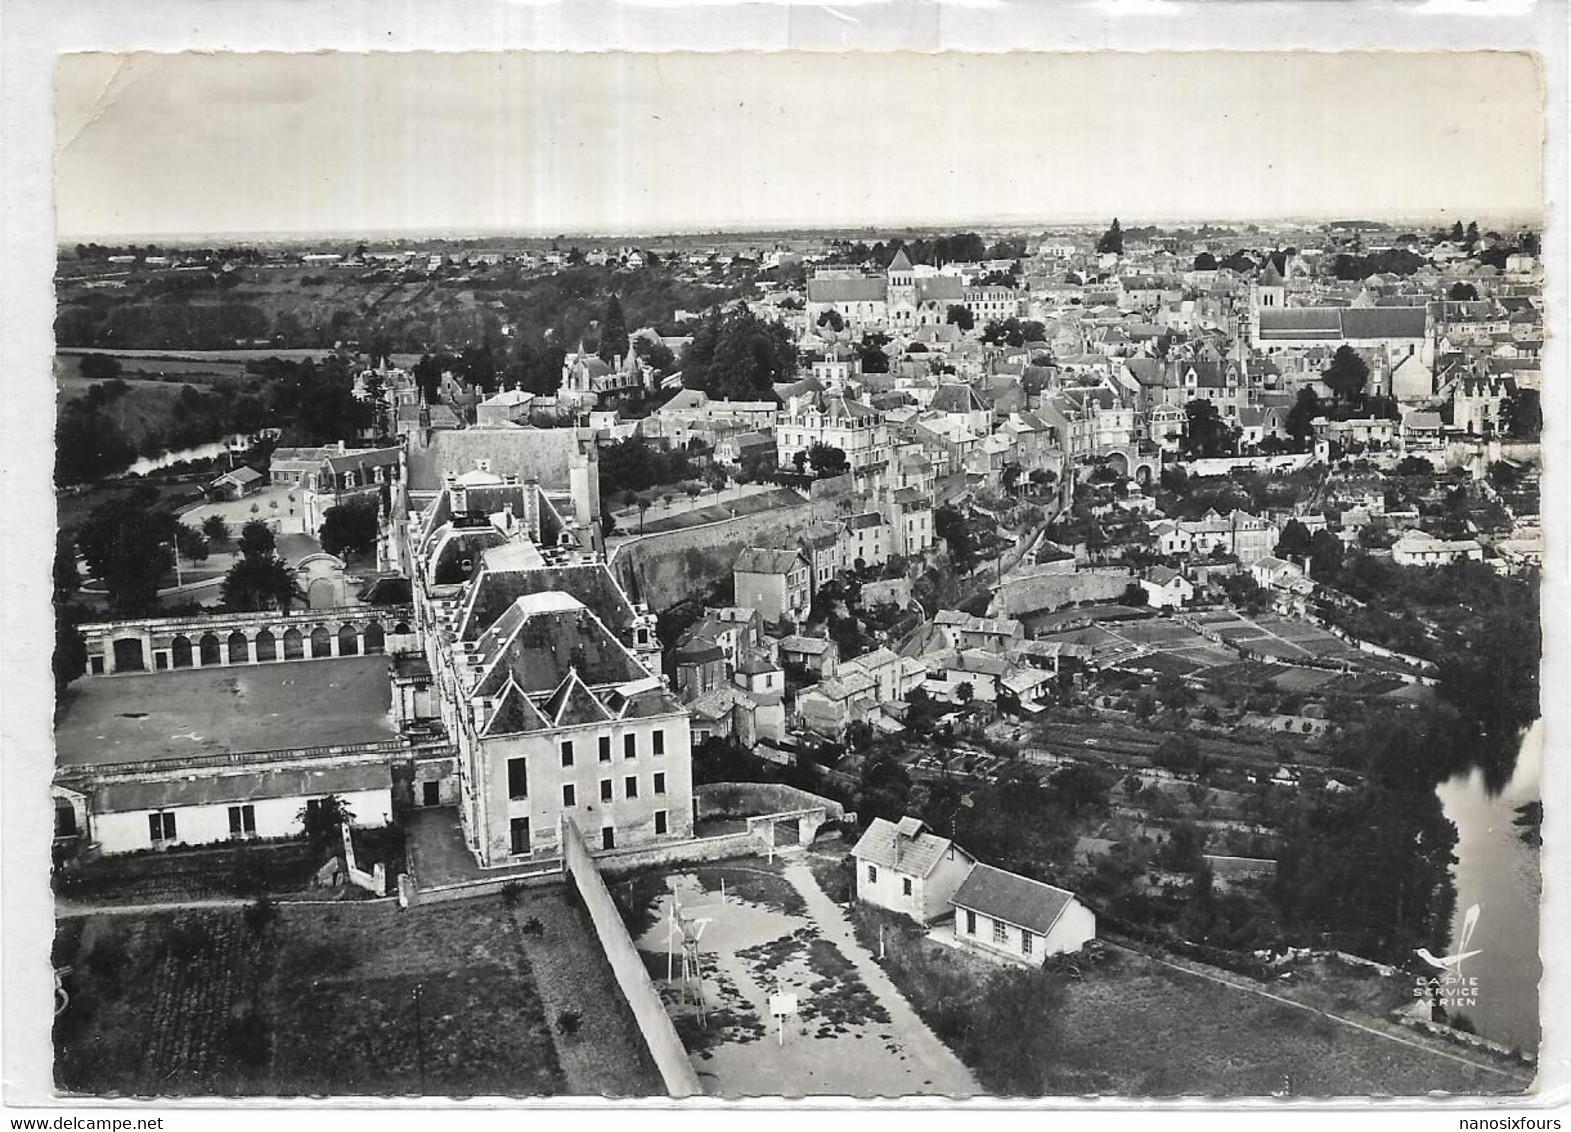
left=54, top=50, right=1545, bottom=240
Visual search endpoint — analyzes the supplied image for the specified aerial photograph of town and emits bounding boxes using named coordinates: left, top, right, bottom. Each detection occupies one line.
left=33, top=47, right=1553, bottom=1104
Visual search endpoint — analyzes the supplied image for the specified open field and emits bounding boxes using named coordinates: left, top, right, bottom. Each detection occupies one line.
left=54, top=657, right=395, bottom=767
left=54, top=892, right=662, bottom=1097
left=862, top=909, right=1531, bottom=1097
left=614, top=859, right=977, bottom=1097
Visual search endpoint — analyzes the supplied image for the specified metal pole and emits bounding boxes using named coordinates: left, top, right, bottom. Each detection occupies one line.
left=414, top=983, right=426, bottom=1094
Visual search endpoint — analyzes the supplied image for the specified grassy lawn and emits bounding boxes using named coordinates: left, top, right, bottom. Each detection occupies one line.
left=852, top=906, right=1530, bottom=1097
left=53, top=896, right=666, bottom=1098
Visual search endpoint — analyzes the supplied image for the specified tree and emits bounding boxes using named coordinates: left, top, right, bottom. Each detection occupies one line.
left=237, top=519, right=276, bottom=562
left=1448, top=281, right=1479, bottom=301
left=1309, top=529, right=1344, bottom=581
left=221, top=555, right=301, bottom=613
left=1182, top=399, right=1235, bottom=458
left=298, top=794, right=355, bottom=853
left=598, top=293, right=629, bottom=364
left=1049, top=764, right=1111, bottom=816
left=1192, top=252, right=1218, bottom=271
left=1097, top=217, right=1124, bottom=255
left=682, top=304, right=797, bottom=400
left=807, top=443, right=849, bottom=478
left=54, top=606, right=88, bottom=692
left=54, top=532, right=81, bottom=604
left=1321, top=345, right=1370, bottom=405
left=1499, top=388, right=1542, bottom=441
left=1275, top=518, right=1313, bottom=561
left=816, top=308, right=845, bottom=333
left=319, top=497, right=381, bottom=559
left=78, top=353, right=123, bottom=380
left=934, top=505, right=979, bottom=572
left=1450, top=221, right=1466, bottom=243
left=201, top=514, right=232, bottom=545
left=946, top=304, right=974, bottom=331
left=1465, top=221, right=1480, bottom=248
left=1285, top=388, right=1322, bottom=449
left=855, top=753, right=913, bottom=824
left=76, top=501, right=177, bottom=616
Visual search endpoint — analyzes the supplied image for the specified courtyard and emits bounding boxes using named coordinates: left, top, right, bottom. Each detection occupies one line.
left=54, top=656, right=396, bottom=767
left=614, top=858, right=978, bottom=1098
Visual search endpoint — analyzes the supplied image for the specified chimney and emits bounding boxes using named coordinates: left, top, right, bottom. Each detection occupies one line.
left=338, top=439, right=348, bottom=454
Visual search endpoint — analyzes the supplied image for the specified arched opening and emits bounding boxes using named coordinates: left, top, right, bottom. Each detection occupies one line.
left=254, top=628, right=277, bottom=662
left=54, top=798, right=78, bottom=838
left=1137, top=463, right=1154, bottom=488
left=393, top=620, right=411, bottom=635
left=199, top=633, right=222, bottom=665
left=1106, top=451, right=1131, bottom=479
left=310, top=627, right=332, bottom=658
left=308, top=578, right=338, bottom=610
left=227, top=631, right=249, bottom=664
left=111, top=637, right=146, bottom=672
left=171, top=635, right=193, bottom=668
left=362, top=623, right=385, bottom=655
left=337, top=623, right=360, bottom=656
left=282, top=627, right=304, bottom=660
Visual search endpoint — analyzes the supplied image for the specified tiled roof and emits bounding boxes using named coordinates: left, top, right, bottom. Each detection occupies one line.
left=950, top=863, right=1078, bottom=935
left=94, top=763, right=389, bottom=814
left=851, top=816, right=968, bottom=878
left=807, top=277, right=887, bottom=303
left=735, top=547, right=805, bottom=575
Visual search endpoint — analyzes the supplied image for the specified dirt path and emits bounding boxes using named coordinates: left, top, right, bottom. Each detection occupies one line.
left=780, top=860, right=979, bottom=1097
left=1122, top=945, right=1532, bottom=1087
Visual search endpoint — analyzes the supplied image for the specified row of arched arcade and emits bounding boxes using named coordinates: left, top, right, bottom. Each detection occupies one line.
left=86, top=611, right=414, bottom=676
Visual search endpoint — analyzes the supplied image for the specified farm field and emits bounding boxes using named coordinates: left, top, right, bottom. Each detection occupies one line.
left=54, top=890, right=662, bottom=1097
left=864, top=913, right=1532, bottom=1097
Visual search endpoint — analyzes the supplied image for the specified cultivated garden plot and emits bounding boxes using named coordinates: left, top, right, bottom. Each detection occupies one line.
left=54, top=893, right=661, bottom=1098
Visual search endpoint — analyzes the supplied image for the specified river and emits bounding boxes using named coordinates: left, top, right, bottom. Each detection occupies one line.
left=1434, top=721, right=1542, bottom=1053
left=118, top=440, right=235, bottom=478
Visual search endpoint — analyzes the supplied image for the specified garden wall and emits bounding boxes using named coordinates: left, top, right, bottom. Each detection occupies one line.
left=610, top=493, right=816, bottom=610
left=561, top=819, right=703, bottom=1098
left=695, top=782, right=847, bottom=822
left=990, top=566, right=1133, bottom=621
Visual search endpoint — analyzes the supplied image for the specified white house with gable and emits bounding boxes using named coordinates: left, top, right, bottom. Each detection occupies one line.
left=851, top=816, right=977, bottom=924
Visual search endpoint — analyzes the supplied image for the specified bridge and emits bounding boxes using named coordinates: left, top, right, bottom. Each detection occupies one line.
left=80, top=605, right=417, bottom=677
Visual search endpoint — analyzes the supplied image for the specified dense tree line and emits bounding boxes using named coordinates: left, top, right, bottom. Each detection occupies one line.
left=680, top=305, right=796, bottom=400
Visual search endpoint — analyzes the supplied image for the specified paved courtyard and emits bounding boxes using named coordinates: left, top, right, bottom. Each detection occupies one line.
left=54, top=656, right=395, bottom=766
left=627, top=860, right=978, bottom=1098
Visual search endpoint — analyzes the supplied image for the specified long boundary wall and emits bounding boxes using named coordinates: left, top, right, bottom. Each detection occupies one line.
left=560, top=819, right=703, bottom=1098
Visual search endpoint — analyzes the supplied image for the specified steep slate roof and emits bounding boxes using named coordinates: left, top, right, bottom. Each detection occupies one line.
left=459, top=559, right=636, bottom=642
left=807, top=277, right=887, bottom=303
left=474, top=594, right=647, bottom=695
left=735, top=547, right=806, bottom=575
left=950, top=863, right=1079, bottom=936
left=1341, top=307, right=1427, bottom=340
left=404, top=426, right=590, bottom=492
left=888, top=248, right=914, bottom=272
left=850, top=816, right=968, bottom=877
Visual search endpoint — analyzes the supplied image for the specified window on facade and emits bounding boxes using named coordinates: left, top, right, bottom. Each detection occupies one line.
left=965, top=910, right=977, bottom=935
left=653, top=772, right=666, bottom=796
left=560, top=740, right=574, bottom=767
left=508, top=758, right=528, bottom=799
left=602, top=827, right=616, bottom=851
left=510, top=817, right=530, bottom=855
left=148, top=811, right=177, bottom=843
left=562, top=783, right=576, bottom=808
left=866, top=864, right=878, bottom=883
left=625, top=776, right=639, bottom=799
left=653, top=730, right=665, bottom=756
left=599, top=736, right=612, bottom=763
left=600, top=779, right=613, bottom=802
left=1021, top=930, right=1034, bottom=956
left=228, top=805, right=256, bottom=838
left=993, top=919, right=1009, bottom=945
left=655, top=810, right=668, bottom=835
left=624, top=734, right=637, bottom=760
left=902, top=877, right=913, bottom=897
